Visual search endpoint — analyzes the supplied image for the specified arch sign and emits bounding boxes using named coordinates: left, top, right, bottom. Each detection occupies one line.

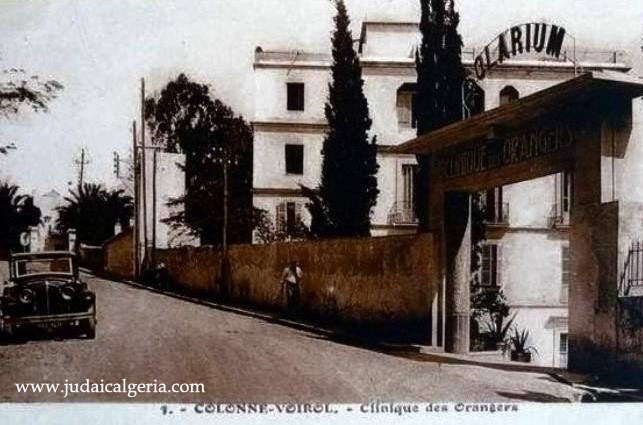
left=474, top=23, right=569, bottom=80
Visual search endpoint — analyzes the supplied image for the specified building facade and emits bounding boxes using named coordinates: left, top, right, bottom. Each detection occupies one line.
left=252, top=20, right=630, bottom=366
left=252, top=22, right=423, bottom=238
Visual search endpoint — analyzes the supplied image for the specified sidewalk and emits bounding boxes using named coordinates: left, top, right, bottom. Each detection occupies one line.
left=416, top=348, right=643, bottom=402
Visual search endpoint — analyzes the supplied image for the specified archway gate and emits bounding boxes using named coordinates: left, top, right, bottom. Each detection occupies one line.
left=393, top=72, right=643, bottom=373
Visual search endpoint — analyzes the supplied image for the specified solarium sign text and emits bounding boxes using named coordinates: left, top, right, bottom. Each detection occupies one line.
left=474, top=23, right=568, bottom=80
left=440, top=123, right=575, bottom=180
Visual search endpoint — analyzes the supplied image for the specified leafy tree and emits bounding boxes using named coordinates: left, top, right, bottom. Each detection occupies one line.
left=0, top=182, right=41, bottom=257
left=304, top=0, right=379, bottom=238
left=56, top=183, right=132, bottom=246
left=414, top=0, right=466, bottom=231
left=253, top=208, right=308, bottom=244
left=1, top=67, right=63, bottom=154
left=144, top=74, right=253, bottom=246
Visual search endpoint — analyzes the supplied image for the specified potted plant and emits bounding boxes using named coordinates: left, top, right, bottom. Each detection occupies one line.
left=471, top=285, right=516, bottom=351
left=509, top=328, right=538, bottom=363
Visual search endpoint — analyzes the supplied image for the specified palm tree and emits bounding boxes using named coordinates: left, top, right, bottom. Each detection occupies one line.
left=56, top=183, right=132, bottom=246
left=0, top=182, right=41, bottom=257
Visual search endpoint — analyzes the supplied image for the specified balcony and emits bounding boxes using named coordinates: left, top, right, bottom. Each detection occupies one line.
left=619, top=240, right=643, bottom=297
left=483, top=202, right=509, bottom=226
left=387, top=201, right=418, bottom=225
left=548, top=203, right=570, bottom=228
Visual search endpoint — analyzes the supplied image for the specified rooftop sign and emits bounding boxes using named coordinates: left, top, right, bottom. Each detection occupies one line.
left=474, top=23, right=568, bottom=80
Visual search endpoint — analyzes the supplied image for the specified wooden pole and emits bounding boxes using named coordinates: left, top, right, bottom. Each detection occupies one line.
left=152, top=148, right=157, bottom=269
left=78, top=147, right=86, bottom=190
left=140, top=78, right=148, bottom=269
left=223, top=151, right=228, bottom=254
left=132, top=120, right=139, bottom=280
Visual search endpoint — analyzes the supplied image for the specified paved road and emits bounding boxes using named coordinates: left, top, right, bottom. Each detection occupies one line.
left=0, top=272, right=582, bottom=402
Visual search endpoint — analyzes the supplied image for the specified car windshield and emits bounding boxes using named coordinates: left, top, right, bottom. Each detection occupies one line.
left=14, top=258, right=73, bottom=278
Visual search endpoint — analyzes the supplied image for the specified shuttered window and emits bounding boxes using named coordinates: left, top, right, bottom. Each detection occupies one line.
left=396, top=91, right=417, bottom=128
left=276, top=202, right=302, bottom=235
left=561, top=244, right=570, bottom=304
left=481, top=243, right=501, bottom=287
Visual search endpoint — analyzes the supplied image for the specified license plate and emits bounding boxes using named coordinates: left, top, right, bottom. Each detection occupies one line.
left=43, top=321, right=67, bottom=330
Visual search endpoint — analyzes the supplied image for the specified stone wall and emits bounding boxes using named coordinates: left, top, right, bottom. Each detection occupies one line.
left=78, top=244, right=104, bottom=272
left=103, top=229, right=134, bottom=280
left=155, top=234, right=435, bottom=336
left=155, top=245, right=220, bottom=295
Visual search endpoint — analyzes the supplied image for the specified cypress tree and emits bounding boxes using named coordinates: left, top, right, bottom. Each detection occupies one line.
left=311, top=0, right=379, bottom=237
left=415, top=0, right=466, bottom=231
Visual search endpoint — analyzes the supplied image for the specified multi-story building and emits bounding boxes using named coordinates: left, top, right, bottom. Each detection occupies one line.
left=252, top=20, right=631, bottom=367
left=470, top=51, right=629, bottom=367
left=252, top=22, right=423, bottom=238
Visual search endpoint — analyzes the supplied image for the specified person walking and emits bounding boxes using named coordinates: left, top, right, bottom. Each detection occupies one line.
left=281, top=260, right=303, bottom=313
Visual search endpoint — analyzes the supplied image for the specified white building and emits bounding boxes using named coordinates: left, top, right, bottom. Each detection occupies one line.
left=253, top=22, right=424, bottom=238
left=252, top=20, right=632, bottom=366
left=27, top=189, right=63, bottom=252
left=135, top=151, right=198, bottom=271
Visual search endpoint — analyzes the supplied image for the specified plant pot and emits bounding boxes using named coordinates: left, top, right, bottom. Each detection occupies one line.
left=510, top=350, right=532, bottom=363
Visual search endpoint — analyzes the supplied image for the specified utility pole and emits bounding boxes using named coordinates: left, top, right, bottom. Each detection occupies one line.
left=222, top=148, right=228, bottom=254
left=140, top=78, right=148, bottom=270
left=151, top=148, right=157, bottom=270
left=218, top=145, right=234, bottom=299
left=79, top=148, right=85, bottom=189
left=75, top=147, right=90, bottom=191
left=132, top=120, right=140, bottom=280
left=112, top=152, right=120, bottom=178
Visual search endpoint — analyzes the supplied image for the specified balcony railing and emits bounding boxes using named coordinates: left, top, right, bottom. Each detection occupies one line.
left=619, top=240, right=643, bottom=297
left=548, top=203, right=570, bottom=228
left=483, top=202, right=509, bottom=226
left=387, top=201, right=418, bottom=225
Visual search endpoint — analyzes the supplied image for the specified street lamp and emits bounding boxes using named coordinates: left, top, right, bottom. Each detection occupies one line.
left=212, top=144, right=238, bottom=298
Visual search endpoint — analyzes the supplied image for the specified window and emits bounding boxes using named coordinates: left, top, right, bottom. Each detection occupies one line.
left=286, top=202, right=297, bottom=234
left=286, top=83, right=305, bottom=111
left=559, top=171, right=571, bottom=214
left=285, top=144, right=304, bottom=175
left=276, top=201, right=302, bottom=235
left=396, top=83, right=417, bottom=129
left=499, top=85, right=519, bottom=106
left=463, top=79, right=486, bottom=117
left=561, top=244, right=570, bottom=304
left=558, top=332, right=569, bottom=368
left=484, top=187, right=507, bottom=224
left=402, top=164, right=417, bottom=208
left=560, top=333, right=568, bottom=354
left=551, top=171, right=571, bottom=226
left=389, top=163, right=418, bottom=223
left=481, top=243, right=500, bottom=286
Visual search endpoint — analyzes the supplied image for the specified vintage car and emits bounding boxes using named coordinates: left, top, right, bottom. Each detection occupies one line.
left=0, top=251, right=96, bottom=339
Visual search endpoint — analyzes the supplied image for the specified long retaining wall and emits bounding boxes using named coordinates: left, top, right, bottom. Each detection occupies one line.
left=154, top=234, right=436, bottom=336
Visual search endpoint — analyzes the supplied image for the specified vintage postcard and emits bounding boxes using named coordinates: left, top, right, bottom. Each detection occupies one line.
left=1, top=0, right=642, bottom=423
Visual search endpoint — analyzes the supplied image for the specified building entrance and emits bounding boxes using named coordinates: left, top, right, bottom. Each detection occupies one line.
left=394, top=72, right=643, bottom=373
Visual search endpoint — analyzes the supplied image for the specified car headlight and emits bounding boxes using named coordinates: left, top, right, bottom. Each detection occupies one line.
left=18, top=288, right=34, bottom=304
left=61, top=285, right=76, bottom=301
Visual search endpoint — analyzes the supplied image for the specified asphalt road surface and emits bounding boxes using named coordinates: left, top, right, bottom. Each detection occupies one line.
left=0, top=272, right=582, bottom=402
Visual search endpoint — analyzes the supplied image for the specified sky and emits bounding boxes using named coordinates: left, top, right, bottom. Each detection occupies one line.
left=1, top=0, right=642, bottom=198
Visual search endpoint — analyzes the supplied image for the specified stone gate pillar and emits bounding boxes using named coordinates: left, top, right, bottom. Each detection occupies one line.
left=444, top=191, right=472, bottom=354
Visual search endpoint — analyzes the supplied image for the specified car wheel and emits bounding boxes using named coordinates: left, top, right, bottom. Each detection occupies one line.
left=81, top=317, right=96, bottom=339
left=0, top=322, right=18, bottom=345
